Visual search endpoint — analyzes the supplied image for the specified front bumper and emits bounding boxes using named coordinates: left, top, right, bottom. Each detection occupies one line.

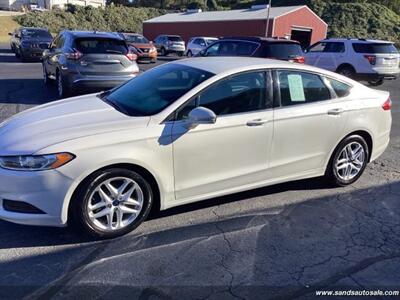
left=0, top=168, right=73, bottom=227
left=20, top=48, right=45, bottom=61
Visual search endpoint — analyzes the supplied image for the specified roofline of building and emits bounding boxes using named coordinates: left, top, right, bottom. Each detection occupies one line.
left=273, top=5, right=328, bottom=27
left=144, top=5, right=306, bottom=24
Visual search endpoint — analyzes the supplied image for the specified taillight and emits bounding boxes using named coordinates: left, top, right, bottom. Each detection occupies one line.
left=126, top=52, right=137, bottom=61
left=65, top=48, right=83, bottom=60
left=382, top=97, right=392, bottom=111
left=364, top=55, right=376, bottom=65
left=292, top=56, right=305, bottom=64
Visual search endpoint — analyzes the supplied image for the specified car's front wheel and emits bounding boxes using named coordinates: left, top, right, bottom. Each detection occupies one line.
left=43, top=64, right=51, bottom=85
left=70, top=168, right=153, bottom=239
left=326, top=135, right=369, bottom=186
left=368, top=79, right=384, bottom=86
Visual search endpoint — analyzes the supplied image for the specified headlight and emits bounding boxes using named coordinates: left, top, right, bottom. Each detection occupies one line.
left=0, top=153, right=75, bottom=171
left=150, top=47, right=157, bottom=52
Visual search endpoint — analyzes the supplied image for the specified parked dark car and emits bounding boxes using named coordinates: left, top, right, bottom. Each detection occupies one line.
left=154, top=35, right=186, bottom=56
left=196, top=37, right=305, bottom=63
left=9, top=27, right=52, bottom=61
left=42, top=30, right=139, bottom=98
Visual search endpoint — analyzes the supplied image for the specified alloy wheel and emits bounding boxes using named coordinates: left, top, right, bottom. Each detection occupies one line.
left=335, top=142, right=365, bottom=181
left=87, top=177, right=144, bottom=231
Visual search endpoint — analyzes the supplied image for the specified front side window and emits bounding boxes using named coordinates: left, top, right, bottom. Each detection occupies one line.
left=177, top=71, right=268, bottom=118
left=105, top=64, right=214, bottom=116
left=307, top=42, right=326, bottom=53
left=277, top=70, right=331, bottom=106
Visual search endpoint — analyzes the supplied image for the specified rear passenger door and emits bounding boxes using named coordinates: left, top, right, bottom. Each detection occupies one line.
left=271, top=69, right=350, bottom=179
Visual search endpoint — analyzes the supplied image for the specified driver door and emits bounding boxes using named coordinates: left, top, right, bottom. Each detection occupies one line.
left=171, top=71, right=274, bottom=202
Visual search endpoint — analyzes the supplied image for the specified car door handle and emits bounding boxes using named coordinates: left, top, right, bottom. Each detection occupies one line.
left=327, top=108, right=344, bottom=116
left=247, top=119, right=269, bottom=126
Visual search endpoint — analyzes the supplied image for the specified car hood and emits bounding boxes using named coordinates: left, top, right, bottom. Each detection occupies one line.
left=0, top=94, right=150, bottom=155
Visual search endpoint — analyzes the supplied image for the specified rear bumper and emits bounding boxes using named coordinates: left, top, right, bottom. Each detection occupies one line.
left=355, top=72, right=399, bottom=81
left=68, top=74, right=137, bottom=90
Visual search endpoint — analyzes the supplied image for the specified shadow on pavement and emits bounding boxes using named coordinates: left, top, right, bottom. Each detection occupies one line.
left=0, top=79, right=58, bottom=104
left=0, top=180, right=399, bottom=299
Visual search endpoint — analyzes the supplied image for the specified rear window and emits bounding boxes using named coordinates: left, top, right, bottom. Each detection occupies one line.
left=205, top=41, right=259, bottom=56
left=75, top=38, right=128, bottom=55
left=352, top=43, right=398, bottom=54
left=263, top=43, right=304, bottom=59
left=167, top=36, right=183, bottom=42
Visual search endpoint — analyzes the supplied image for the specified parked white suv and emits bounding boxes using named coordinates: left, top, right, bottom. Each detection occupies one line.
left=305, top=38, right=400, bottom=86
left=186, top=37, right=218, bottom=57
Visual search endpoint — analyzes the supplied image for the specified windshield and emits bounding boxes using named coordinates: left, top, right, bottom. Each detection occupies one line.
left=21, top=29, right=52, bottom=39
left=125, top=35, right=149, bottom=44
left=105, top=64, right=214, bottom=116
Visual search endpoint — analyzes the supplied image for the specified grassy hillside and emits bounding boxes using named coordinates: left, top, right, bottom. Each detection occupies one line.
left=14, top=5, right=165, bottom=34
left=0, top=16, right=19, bottom=43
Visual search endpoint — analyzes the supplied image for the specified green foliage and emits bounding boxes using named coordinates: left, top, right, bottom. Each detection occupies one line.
left=13, top=6, right=165, bottom=34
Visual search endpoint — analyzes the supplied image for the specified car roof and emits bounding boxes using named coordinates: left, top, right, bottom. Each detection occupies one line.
left=322, top=38, right=394, bottom=44
left=221, top=36, right=300, bottom=44
left=174, top=57, right=319, bottom=75
left=65, top=30, right=124, bottom=40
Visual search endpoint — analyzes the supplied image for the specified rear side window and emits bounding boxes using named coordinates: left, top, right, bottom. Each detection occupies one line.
left=205, top=41, right=259, bottom=56
left=352, top=43, right=398, bottom=54
left=263, top=43, right=303, bottom=59
left=75, top=38, right=128, bottom=54
left=327, top=78, right=351, bottom=98
left=277, top=70, right=331, bottom=106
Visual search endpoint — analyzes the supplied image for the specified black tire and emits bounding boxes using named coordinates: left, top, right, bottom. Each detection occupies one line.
left=56, top=70, right=69, bottom=99
left=336, top=65, right=355, bottom=79
left=325, top=135, right=369, bottom=187
left=42, top=63, right=51, bottom=85
left=177, top=51, right=184, bottom=57
left=160, top=47, right=166, bottom=56
left=187, top=50, right=192, bottom=57
left=368, top=79, right=384, bottom=86
left=70, top=168, right=153, bottom=239
left=15, top=47, right=20, bottom=58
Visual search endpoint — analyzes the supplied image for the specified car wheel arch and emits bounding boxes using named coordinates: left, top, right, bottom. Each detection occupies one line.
left=65, top=162, right=161, bottom=225
left=324, top=129, right=374, bottom=174
left=336, top=63, right=356, bottom=73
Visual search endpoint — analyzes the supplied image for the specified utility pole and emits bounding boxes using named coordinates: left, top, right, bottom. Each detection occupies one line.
left=265, top=0, right=272, bottom=37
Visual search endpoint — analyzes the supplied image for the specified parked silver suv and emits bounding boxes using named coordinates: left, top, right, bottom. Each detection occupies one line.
left=154, top=35, right=185, bottom=56
left=42, top=31, right=139, bottom=98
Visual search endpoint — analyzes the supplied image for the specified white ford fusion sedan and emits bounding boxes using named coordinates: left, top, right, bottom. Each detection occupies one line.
left=0, top=57, right=392, bottom=238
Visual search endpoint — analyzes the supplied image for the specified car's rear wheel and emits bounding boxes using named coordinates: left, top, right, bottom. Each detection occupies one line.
left=187, top=50, right=193, bottom=57
left=368, top=79, right=384, bottom=86
left=337, top=65, right=355, bottom=79
left=70, top=168, right=153, bottom=239
left=177, top=51, right=184, bottom=57
left=326, top=135, right=369, bottom=186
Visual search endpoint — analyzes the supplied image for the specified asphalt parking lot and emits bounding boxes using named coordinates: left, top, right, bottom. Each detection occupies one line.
left=0, top=43, right=400, bottom=299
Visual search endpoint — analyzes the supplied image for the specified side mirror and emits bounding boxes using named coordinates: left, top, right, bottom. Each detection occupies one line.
left=8, top=32, right=13, bottom=36
left=187, top=107, right=216, bottom=128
